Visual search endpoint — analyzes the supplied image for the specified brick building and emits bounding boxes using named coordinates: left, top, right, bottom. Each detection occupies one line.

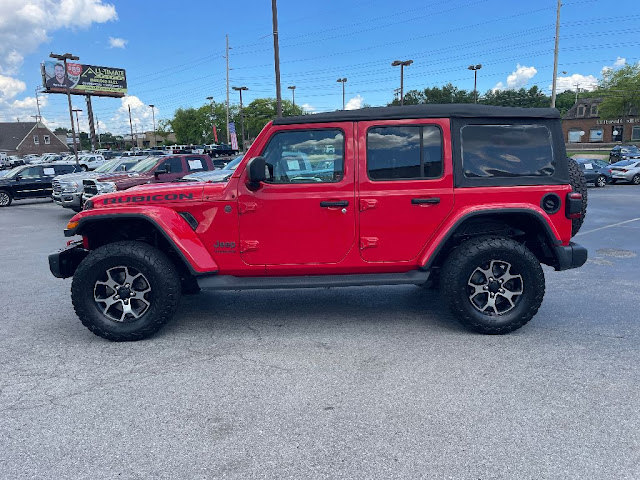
left=562, top=97, right=640, bottom=145
left=0, top=121, right=69, bottom=156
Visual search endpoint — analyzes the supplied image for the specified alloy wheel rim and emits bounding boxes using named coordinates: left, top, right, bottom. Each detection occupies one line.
left=0, top=192, right=9, bottom=206
left=93, top=266, right=152, bottom=322
left=597, top=176, right=606, bottom=187
left=467, top=260, right=524, bottom=315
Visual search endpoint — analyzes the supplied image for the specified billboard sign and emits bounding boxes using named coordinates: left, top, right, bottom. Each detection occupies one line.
left=42, top=61, right=127, bottom=97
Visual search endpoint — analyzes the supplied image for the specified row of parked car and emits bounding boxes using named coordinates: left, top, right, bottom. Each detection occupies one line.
left=0, top=152, right=242, bottom=208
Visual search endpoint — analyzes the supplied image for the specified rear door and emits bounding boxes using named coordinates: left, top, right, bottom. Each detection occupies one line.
left=357, top=119, right=454, bottom=263
left=15, top=166, right=45, bottom=198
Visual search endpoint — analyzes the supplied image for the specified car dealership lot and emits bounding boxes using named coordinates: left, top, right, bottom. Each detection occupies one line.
left=1, top=188, right=639, bottom=479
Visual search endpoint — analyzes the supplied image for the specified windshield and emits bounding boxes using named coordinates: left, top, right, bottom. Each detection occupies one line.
left=612, top=160, right=634, bottom=167
left=129, top=157, right=159, bottom=172
left=3, top=166, right=24, bottom=178
left=223, top=155, right=244, bottom=170
left=95, top=159, right=121, bottom=172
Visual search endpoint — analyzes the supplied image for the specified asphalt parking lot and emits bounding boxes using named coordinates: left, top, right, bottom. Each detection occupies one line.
left=1, top=186, right=639, bottom=479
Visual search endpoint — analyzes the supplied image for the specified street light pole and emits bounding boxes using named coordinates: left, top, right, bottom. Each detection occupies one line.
left=467, top=64, right=482, bottom=103
left=149, top=104, right=156, bottom=147
left=337, top=78, right=347, bottom=110
left=232, top=86, right=248, bottom=151
left=288, top=85, right=296, bottom=109
left=391, top=60, right=413, bottom=106
left=50, top=52, right=80, bottom=165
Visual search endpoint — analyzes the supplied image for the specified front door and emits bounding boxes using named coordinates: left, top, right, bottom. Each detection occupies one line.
left=357, top=119, right=454, bottom=263
left=238, top=125, right=355, bottom=266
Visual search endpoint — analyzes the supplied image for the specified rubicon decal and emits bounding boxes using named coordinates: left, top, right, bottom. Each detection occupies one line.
left=103, top=193, right=194, bottom=204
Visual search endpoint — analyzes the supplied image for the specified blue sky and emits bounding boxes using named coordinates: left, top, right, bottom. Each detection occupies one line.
left=0, top=0, right=638, bottom=135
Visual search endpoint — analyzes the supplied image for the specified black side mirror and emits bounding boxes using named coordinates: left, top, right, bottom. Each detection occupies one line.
left=246, top=156, right=266, bottom=190
left=154, top=166, right=169, bottom=177
left=14, top=174, right=21, bottom=181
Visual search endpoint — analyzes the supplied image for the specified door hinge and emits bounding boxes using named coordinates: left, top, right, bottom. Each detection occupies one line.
left=359, top=199, right=378, bottom=211
left=240, top=240, right=260, bottom=253
left=238, top=202, right=257, bottom=214
left=360, top=237, right=378, bottom=249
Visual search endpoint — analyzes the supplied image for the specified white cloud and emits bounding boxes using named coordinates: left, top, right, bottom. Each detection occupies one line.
left=0, top=74, right=26, bottom=100
left=613, top=56, right=626, bottom=68
left=301, top=103, right=316, bottom=113
left=345, top=95, right=364, bottom=110
left=0, top=1, right=117, bottom=74
left=493, top=64, right=538, bottom=91
left=106, top=95, right=157, bottom=135
left=109, top=36, right=127, bottom=49
left=552, top=73, right=598, bottom=93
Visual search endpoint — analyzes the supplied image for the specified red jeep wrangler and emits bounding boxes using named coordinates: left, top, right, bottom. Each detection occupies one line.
left=50, top=104, right=587, bottom=341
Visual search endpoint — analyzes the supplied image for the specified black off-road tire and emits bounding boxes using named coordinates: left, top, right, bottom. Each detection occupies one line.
left=441, top=236, right=545, bottom=335
left=0, top=190, right=12, bottom=207
left=71, top=241, right=181, bottom=341
left=567, top=157, right=587, bottom=236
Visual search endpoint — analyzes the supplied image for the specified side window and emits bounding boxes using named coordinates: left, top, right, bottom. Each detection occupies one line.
left=160, top=157, right=183, bottom=173
left=461, top=124, right=555, bottom=178
left=186, top=156, right=209, bottom=172
left=20, top=166, right=42, bottom=179
left=367, top=125, right=443, bottom=180
left=261, top=129, right=344, bottom=184
left=53, top=165, right=72, bottom=174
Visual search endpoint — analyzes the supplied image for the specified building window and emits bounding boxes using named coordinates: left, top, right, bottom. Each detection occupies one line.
left=44, top=135, right=50, bottom=145
left=577, top=105, right=585, bottom=117
left=590, top=105, right=598, bottom=116
left=568, top=129, right=583, bottom=143
left=33, top=135, right=39, bottom=145
left=589, top=128, right=603, bottom=142
left=632, top=126, right=640, bottom=141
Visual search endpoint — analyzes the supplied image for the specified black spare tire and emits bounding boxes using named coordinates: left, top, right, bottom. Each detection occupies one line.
left=567, top=157, right=587, bottom=236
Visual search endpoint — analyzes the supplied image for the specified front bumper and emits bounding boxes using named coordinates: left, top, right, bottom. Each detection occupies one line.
left=52, top=192, right=82, bottom=208
left=49, top=243, right=88, bottom=278
left=553, top=242, right=588, bottom=271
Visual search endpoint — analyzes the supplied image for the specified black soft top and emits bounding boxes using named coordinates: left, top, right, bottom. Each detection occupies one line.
left=273, top=103, right=560, bottom=125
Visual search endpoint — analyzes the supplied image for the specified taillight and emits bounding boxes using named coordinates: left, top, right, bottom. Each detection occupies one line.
left=566, top=192, right=583, bottom=219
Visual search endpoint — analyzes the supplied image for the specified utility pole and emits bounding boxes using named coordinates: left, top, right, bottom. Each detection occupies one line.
left=50, top=52, right=80, bottom=165
left=232, top=86, right=248, bottom=150
left=550, top=0, right=562, bottom=108
left=72, top=108, right=82, bottom=152
left=149, top=104, right=156, bottom=147
left=34, top=88, right=42, bottom=122
left=225, top=35, right=231, bottom=144
left=574, top=83, right=580, bottom=103
left=468, top=64, right=482, bottom=103
left=288, top=85, right=296, bottom=109
left=392, top=60, right=413, bottom=106
left=85, top=95, right=96, bottom=151
left=337, top=78, right=347, bottom=110
left=128, top=104, right=134, bottom=150
left=272, top=0, right=282, bottom=117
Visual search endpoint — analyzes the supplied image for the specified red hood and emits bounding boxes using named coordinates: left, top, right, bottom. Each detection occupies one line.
left=89, top=182, right=210, bottom=209
left=93, top=171, right=154, bottom=190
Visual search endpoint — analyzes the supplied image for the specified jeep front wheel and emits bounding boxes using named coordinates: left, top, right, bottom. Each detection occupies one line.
left=441, top=236, right=545, bottom=334
left=71, top=241, right=181, bottom=341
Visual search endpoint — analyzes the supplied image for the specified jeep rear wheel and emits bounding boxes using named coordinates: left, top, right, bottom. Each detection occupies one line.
left=71, top=241, right=181, bottom=341
left=441, top=236, right=545, bottom=334
left=0, top=190, right=12, bottom=207
left=567, top=157, right=587, bottom=236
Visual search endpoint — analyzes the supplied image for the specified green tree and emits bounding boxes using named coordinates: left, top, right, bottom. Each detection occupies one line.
left=169, top=106, right=211, bottom=144
left=388, top=83, right=474, bottom=106
left=54, top=127, right=70, bottom=134
left=598, top=64, right=640, bottom=123
left=155, top=119, right=173, bottom=145
left=242, top=98, right=303, bottom=144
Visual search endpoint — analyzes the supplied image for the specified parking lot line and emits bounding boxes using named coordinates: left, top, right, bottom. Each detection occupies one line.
left=576, top=217, right=640, bottom=236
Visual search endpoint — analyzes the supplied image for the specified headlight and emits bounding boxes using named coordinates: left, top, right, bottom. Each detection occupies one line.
left=96, top=181, right=116, bottom=193
left=61, top=181, right=80, bottom=193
